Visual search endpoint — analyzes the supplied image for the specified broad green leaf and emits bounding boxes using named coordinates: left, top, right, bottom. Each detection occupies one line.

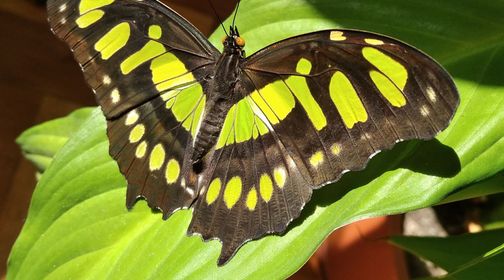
left=390, top=229, right=504, bottom=272
left=8, top=0, right=504, bottom=279
left=441, top=172, right=504, bottom=204
left=16, top=108, right=94, bottom=172
left=442, top=243, right=504, bottom=280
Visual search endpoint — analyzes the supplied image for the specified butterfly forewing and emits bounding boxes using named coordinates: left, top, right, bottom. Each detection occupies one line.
left=240, top=30, right=458, bottom=183
left=47, top=0, right=218, bottom=118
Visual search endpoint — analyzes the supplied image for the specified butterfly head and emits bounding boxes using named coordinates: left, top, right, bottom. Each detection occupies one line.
left=222, top=26, right=245, bottom=57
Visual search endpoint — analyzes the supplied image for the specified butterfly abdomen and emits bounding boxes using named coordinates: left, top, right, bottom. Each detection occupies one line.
left=191, top=52, right=243, bottom=164
left=191, top=98, right=233, bottom=163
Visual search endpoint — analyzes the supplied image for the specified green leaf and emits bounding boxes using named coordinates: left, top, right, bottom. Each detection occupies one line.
left=16, top=108, right=94, bottom=172
left=440, top=172, right=504, bottom=204
left=390, top=229, right=504, bottom=272
left=8, top=0, right=504, bottom=279
left=442, top=243, right=504, bottom=280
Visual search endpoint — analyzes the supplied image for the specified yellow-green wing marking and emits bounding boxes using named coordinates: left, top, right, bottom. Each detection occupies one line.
left=189, top=29, right=458, bottom=264
left=107, top=83, right=206, bottom=212
left=240, top=29, right=459, bottom=187
left=47, top=0, right=218, bottom=215
left=189, top=96, right=311, bottom=264
left=47, top=0, right=459, bottom=267
left=47, top=0, right=218, bottom=118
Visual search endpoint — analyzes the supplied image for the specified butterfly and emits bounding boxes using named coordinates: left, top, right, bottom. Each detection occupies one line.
left=47, top=0, right=459, bottom=265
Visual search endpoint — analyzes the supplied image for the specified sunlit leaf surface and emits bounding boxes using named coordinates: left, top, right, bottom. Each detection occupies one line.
left=16, top=108, right=94, bottom=172
left=8, top=0, right=504, bottom=279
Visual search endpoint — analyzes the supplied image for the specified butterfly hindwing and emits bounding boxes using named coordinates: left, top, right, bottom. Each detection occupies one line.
left=107, top=84, right=207, bottom=213
left=189, top=99, right=311, bottom=264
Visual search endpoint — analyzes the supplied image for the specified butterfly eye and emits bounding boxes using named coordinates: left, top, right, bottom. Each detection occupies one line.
left=221, top=35, right=228, bottom=44
left=235, top=37, right=245, bottom=47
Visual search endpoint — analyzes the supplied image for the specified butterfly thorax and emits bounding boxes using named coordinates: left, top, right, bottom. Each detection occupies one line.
left=190, top=29, right=246, bottom=164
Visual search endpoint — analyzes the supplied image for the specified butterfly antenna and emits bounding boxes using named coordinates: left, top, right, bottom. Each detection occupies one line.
left=232, top=0, right=241, bottom=28
left=207, top=0, right=228, bottom=36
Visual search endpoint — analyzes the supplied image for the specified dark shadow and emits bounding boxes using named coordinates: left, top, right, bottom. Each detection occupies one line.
left=401, top=139, right=461, bottom=178
left=287, top=138, right=461, bottom=230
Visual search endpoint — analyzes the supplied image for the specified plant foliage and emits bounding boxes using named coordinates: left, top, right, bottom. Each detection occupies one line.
left=9, top=0, right=504, bottom=279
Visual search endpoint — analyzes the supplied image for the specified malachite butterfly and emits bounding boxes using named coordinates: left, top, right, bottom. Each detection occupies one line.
left=47, top=0, right=459, bottom=265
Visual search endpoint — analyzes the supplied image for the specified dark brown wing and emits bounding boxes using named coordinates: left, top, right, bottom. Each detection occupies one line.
left=189, top=102, right=311, bottom=264
left=240, top=29, right=459, bottom=186
left=47, top=0, right=218, bottom=216
left=189, top=29, right=459, bottom=264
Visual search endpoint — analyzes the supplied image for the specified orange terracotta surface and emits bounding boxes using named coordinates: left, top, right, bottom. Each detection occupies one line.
left=291, top=215, right=408, bottom=280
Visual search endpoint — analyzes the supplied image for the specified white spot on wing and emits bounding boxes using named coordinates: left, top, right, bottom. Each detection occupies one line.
left=360, top=132, right=372, bottom=141
left=111, top=88, right=120, bottom=104
left=426, top=86, right=437, bottom=103
left=103, top=75, right=111, bottom=85
left=274, top=166, right=287, bottom=188
left=185, top=187, right=195, bottom=196
left=287, top=156, right=296, bottom=169
left=59, top=4, right=67, bottom=12
left=420, top=105, right=430, bottom=117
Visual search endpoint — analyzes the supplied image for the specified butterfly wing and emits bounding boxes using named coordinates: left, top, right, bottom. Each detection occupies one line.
left=48, top=1, right=460, bottom=265
left=189, top=95, right=312, bottom=264
left=240, top=29, right=459, bottom=185
left=189, top=29, right=459, bottom=264
left=47, top=0, right=218, bottom=214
